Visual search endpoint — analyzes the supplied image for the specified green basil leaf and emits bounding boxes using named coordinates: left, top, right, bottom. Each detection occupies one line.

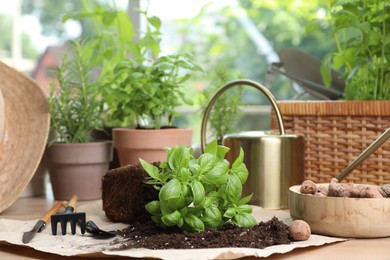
left=202, top=206, right=222, bottom=228
left=145, top=200, right=160, bottom=216
left=159, top=179, right=182, bottom=201
left=204, top=139, right=218, bottom=156
left=236, top=194, right=253, bottom=206
left=168, top=145, right=191, bottom=171
left=190, top=180, right=205, bottom=206
left=223, top=207, right=236, bottom=219
left=184, top=214, right=205, bottom=232
left=232, top=213, right=256, bottom=228
left=204, top=193, right=218, bottom=207
left=159, top=196, right=186, bottom=215
left=231, top=163, right=249, bottom=184
left=201, top=160, right=229, bottom=185
left=178, top=168, right=191, bottom=182
left=161, top=210, right=181, bottom=226
left=226, top=174, right=242, bottom=203
left=197, top=153, right=216, bottom=173
left=235, top=204, right=253, bottom=214
left=140, top=158, right=161, bottom=181
left=216, top=145, right=230, bottom=160
left=232, top=148, right=244, bottom=169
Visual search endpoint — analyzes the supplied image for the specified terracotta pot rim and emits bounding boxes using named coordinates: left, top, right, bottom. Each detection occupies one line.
left=49, top=141, right=112, bottom=147
left=112, top=128, right=192, bottom=133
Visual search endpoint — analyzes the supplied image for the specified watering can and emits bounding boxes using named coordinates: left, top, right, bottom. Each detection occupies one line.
left=201, top=79, right=304, bottom=209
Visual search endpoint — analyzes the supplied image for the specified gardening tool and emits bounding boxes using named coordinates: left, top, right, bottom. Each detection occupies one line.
left=84, top=218, right=117, bottom=238
left=60, top=200, right=116, bottom=238
left=51, top=194, right=86, bottom=235
left=336, top=128, right=390, bottom=182
left=201, top=79, right=304, bottom=209
left=22, top=201, right=63, bottom=243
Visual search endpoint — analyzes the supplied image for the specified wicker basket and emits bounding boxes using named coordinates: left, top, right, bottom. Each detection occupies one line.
left=271, top=100, right=390, bottom=185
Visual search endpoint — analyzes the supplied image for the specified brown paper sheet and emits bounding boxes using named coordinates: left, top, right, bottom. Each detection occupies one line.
left=0, top=201, right=346, bottom=259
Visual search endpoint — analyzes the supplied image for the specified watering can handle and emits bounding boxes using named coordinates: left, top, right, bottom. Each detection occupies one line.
left=200, top=79, right=285, bottom=153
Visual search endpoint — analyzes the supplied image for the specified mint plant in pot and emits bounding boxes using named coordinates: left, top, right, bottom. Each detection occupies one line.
left=46, top=39, right=112, bottom=200
left=272, top=0, right=390, bottom=185
left=106, top=15, right=203, bottom=166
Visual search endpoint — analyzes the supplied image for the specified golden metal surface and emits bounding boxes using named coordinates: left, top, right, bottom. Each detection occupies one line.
left=200, top=79, right=304, bottom=209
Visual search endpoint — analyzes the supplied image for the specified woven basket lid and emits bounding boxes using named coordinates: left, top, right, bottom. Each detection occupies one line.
left=0, top=61, right=50, bottom=213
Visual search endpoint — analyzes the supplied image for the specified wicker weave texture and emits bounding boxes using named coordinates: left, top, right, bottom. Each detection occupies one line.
left=271, top=101, right=390, bottom=185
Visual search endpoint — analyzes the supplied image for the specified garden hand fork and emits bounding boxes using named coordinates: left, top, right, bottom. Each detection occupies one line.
left=51, top=194, right=86, bottom=235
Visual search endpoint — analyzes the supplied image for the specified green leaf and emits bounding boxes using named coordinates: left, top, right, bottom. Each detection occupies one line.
left=159, top=197, right=185, bottom=215
left=216, top=145, right=230, bottom=160
left=235, top=204, right=253, bottom=214
left=225, top=174, right=242, bottom=203
left=232, top=148, right=244, bottom=169
left=148, top=16, right=162, bottom=29
left=204, top=139, right=218, bottom=156
left=321, top=53, right=332, bottom=87
left=201, top=160, right=229, bottom=185
left=184, top=214, right=205, bottom=232
left=197, top=153, right=216, bottom=173
left=231, top=163, right=249, bottom=185
left=168, top=146, right=191, bottom=171
left=232, top=213, right=256, bottom=228
left=140, top=159, right=161, bottom=182
left=178, top=168, right=191, bottom=182
left=159, top=179, right=182, bottom=201
left=145, top=200, right=160, bottom=216
left=202, top=206, right=222, bottom=228
left=116, top=11, right=134, bottom=44
left=161, top=210, right=181, bottom=226
left=223, top=207, right=236, bottom=219
left=236, top=194, right=253, bottom=206
left=190, top=180, right=205, bottom=206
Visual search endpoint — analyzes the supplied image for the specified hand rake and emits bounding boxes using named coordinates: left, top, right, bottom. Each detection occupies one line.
left=51, top=194, right=86, bottom=235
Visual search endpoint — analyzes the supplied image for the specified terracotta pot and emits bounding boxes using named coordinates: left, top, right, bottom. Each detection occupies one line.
left=46, top=141, right=113, bottom=200
left=113, top=128, right=192, bottom=165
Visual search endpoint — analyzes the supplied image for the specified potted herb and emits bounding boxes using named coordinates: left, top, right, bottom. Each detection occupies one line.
left=46, top=39, right=112, bottom=200
left=106, top=14, right=203, bottom=166
left=273, top=0, right=390, bottom=185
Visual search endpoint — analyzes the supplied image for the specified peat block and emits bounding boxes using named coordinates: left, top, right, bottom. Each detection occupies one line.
left=102, top=163, right=158, bottom=223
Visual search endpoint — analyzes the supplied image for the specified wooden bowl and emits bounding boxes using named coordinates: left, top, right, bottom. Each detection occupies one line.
left=289, top=184, right=390, bottom=238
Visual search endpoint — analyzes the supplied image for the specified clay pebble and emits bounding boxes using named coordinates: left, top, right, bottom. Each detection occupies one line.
left=300, top=180, right=317, bottom=195
left=289, top=220, right=311, bottom=241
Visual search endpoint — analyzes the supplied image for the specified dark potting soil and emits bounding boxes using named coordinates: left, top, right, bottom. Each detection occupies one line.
left=113, top=217, right=291, bottom=250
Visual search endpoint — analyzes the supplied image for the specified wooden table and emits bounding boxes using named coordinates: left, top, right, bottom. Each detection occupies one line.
left=0, top=196, right=389, bottom=259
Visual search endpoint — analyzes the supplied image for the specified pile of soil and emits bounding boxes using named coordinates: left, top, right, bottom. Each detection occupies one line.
left=114, top=217, right=291, bottom=250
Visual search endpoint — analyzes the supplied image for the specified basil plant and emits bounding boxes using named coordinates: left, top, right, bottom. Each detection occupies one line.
left=140, top=140, right=256, bottom=232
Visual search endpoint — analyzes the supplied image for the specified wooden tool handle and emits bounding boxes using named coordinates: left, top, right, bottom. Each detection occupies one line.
left=41, top=201, right=63, bottom=224
left=67, top=194, right=78, bottom=209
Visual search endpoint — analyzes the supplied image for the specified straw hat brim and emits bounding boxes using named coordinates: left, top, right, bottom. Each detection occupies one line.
left=0, top=61, right=50, bottom=213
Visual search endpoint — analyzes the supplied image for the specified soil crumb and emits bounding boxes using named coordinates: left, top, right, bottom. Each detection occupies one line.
left=113, top=217, right=291, bottom=250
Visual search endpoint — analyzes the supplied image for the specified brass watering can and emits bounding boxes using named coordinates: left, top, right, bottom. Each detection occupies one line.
left=201, top=79, right=304, bottom=209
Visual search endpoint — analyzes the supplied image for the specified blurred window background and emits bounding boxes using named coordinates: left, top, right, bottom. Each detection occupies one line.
left=0, top=0, right=333, bottom=141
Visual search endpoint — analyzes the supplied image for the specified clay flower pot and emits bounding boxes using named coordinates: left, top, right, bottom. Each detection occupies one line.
left=46, top=141, right=113, bottom=200
left=113, top=128, right=192, bottom=165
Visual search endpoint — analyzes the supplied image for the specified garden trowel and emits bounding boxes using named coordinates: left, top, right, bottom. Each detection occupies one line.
left=22, top=201, right=63, bottom=243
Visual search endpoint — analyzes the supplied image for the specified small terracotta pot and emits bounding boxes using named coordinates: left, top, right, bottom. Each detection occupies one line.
left=113, top=128, right=192, bottom=165
left=46, top=141, right=113, bottom=200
